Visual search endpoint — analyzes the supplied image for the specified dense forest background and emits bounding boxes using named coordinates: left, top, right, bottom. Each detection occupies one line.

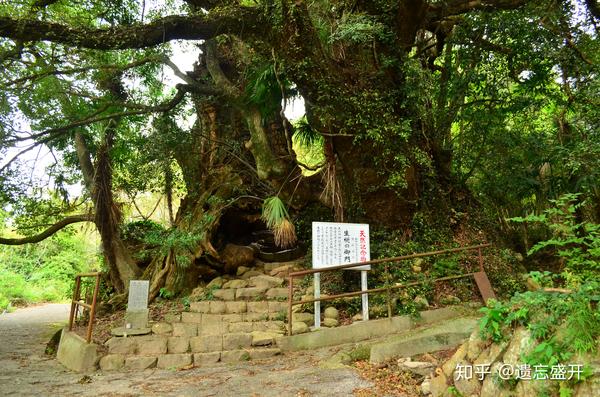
left=0, top=0, right=598, bottom=311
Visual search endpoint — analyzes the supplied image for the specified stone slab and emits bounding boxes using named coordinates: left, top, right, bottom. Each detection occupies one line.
left=193, top=352, right=221, bottom=366
left=222, top=333, right=252, bottom=350
left=249, top=348, right=281, bottom=360
left=181, top=312, right=203, bottom=324
left=221, top=349, right=251, bottom=363
left=235, top=288, right=267, bottom=300
left=111, top=327, right=151, bottom=337
left=57, top=328, right=98, bottom=372
left=124, top=356, right=157, bottom=371
left=125, top=309, right=149, bottom=329
left=156, top=353, right=192, bottom=369
left=107, top=336, right=137, bottom=354
left=190, top=301, right=210, bottom=313
left=279, top=306, right=479, bottom=352
left=172, top=322, right=198, bottom=337
left=168, top=336, right=190, bottom=354
left=137, top=336, right=168, bottom=355
left=225, top=301, right=247, bottom=314
left=190, top=334, right=223, bottom=353
left=369, top=317, right=479, bottom=363
left=266, top=288, right=289, bottom=299
left=213, top=289, right=236, bottom=301
left=99, top=354, right=125, bottom=371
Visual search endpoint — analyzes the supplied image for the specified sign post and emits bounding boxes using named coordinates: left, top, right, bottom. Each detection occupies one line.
left=312, top=222, right=370, bottom=328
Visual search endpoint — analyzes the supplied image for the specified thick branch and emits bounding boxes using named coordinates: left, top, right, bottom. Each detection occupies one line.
left=428, top=0, right=528, bottom=21
left=0, top=214, right=93, bottom=245
left=0, top=9, right=261, bottom=50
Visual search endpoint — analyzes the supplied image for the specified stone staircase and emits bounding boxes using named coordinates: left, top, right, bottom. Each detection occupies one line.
left=99, top=260, right=306, bottom=372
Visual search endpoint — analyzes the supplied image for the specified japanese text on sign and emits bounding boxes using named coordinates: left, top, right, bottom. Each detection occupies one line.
left=312, top=222, right=370, bottom=270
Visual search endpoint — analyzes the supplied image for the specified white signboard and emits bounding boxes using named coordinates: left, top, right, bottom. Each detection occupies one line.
left=127, top=280, right=149, bottom=311
left=312, top=222, right=371, bottom=328
left=312, top=222, right=370, bottom=270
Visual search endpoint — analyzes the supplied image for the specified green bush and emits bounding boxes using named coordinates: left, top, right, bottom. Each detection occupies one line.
left=0, top=227, right=99, bottom=311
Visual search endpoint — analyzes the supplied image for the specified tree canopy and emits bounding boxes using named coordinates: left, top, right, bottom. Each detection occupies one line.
left=0, top=0, right=599, bottom=298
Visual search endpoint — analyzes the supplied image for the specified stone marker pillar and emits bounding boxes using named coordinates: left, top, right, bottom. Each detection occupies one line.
left=125, top=280, right=150, bottom=329
left=111, top=280, right=151, bottom=336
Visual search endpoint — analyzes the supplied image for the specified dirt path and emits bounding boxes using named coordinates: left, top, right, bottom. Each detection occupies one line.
left=0, top=304, right=375, bottom=396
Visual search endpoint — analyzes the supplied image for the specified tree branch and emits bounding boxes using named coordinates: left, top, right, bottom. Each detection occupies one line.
left=0, top=9, right=262, bottom=50
left=0, top=214, right=93, bottom=245
left=428, top=0, right=528, bottom=21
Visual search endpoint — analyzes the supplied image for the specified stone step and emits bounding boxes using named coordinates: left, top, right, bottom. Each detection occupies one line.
left=368, top=317, right=479, bottom=363
left=99, top=347, right=282, bottom=371
left=189, top=300, right=287, bottom=315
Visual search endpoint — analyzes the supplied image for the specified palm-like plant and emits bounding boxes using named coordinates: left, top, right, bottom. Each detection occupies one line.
left=261, top=196, right=297, bottom=248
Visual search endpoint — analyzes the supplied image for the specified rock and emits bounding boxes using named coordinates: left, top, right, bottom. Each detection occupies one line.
left=466, top=329, right=487, bottom=361
left=172, top=323, right=198, bottom=337
left=292, top=321, right=309, bottom=335
left=429, top=372, right=449, bottom=397
left=181, top=312, right=202, bottom=323
left=164, top=313, right=181, bottom=323
left=222, top=333, right=253, bottom=350
left=213, top=289, right=236, bottom=301
left=306, top=286, right=314, bottom=295
left=167, top=336, right=190, bottom=354
left=190, top=334, right=222, bottom=353
left=225, top=301, right=247, bottom=314
left=209, top=301, right=226, bottom=314
left=442, top=343, right=467, bottom=378
left=229, top=322, right=253, bottom=333
left=421, top=379, right=431, bottom=395
left=223, top=279, right=248, bottom=289
left=235, top=287, right=267, bottom=300
left=106, top=337, right=137, bottom=354
left=526, top=277, right=541, bottom=291
left=440, top=295, right=461, bottom=305
left=412, top=265, right=422, bottom=273
left=503, top=328, right=534, bottom=366
left=414, top=296, right=429, bottom=310
left=266, top=288, right=288, bottom=299
left=475, top=340, right=508, bottom=366
left=399, top=360, right=435, bottom=376
left=221, top=350, right=251, bottom=363
left=241, top=270, right=263, bottom=279
left=270, top=264, right=293, bottom=277
left=268, top=301, right=287, bottom=313
left=249, top=348, right=281, bottom=360
left=292, top=312, right=314, bottom=326
left=189, top=301, right=210, bottom=313
left=249, top=275, right=284, bottom=289
left=236, top=266, right=250, bottom=276
left=206, top=277, right=224, bottom=289
left=99, top=354, right=124, bottom=371
left=152, top=322, right=173, bottom=335
left=193, top=352, right=221, bottom=366
left=323, top=318, right=339, bottom=327
left=352, top=313, right=363, bottom=321
left=453, top=360, right=481, bottom=395
left=189, top=286, right=205, bottom=300
left=251, top=331, right=279, bottom=346
left=124, top=356, right=157, bottom=371
left=137, top=336, right=167, bottom=355
left=324, top=306, right=339, bottom=320
left=247, top=301, right=269, bottom=313
left=221, top=244, right=255, bottom=274
left=156, top=353, right=192, bottom=369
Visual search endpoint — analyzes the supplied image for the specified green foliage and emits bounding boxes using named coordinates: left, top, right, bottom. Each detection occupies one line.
left=329, top=13, right=392, bottom=45
left=0, top=228, right=99, bottom=311
left=510, top=193, right=600, bottom=284
left=479, top=281, right=600, bottom=363
left=261, top=196, right=290, bottom=230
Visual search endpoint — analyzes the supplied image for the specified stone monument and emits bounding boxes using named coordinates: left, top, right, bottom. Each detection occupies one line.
left=111, top=280, right=151, bottom=336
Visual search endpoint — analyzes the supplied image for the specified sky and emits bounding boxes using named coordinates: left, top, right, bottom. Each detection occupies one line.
left=2, top=39, right=305, bottom=201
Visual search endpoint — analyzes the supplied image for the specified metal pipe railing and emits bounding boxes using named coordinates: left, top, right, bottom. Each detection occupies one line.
left=286, top=243, right=492, bottom=335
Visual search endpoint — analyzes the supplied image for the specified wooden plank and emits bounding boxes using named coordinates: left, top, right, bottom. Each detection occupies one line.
left=474, top=271, right=496, bottom=303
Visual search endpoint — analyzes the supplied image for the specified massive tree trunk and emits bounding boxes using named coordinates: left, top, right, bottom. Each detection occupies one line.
left=75, top=129, right=141, bottom=293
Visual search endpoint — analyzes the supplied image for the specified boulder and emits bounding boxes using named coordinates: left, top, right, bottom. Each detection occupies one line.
left=221, top=244, right=255, bottom=274
left=324, top=306, right=339, bottom=320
